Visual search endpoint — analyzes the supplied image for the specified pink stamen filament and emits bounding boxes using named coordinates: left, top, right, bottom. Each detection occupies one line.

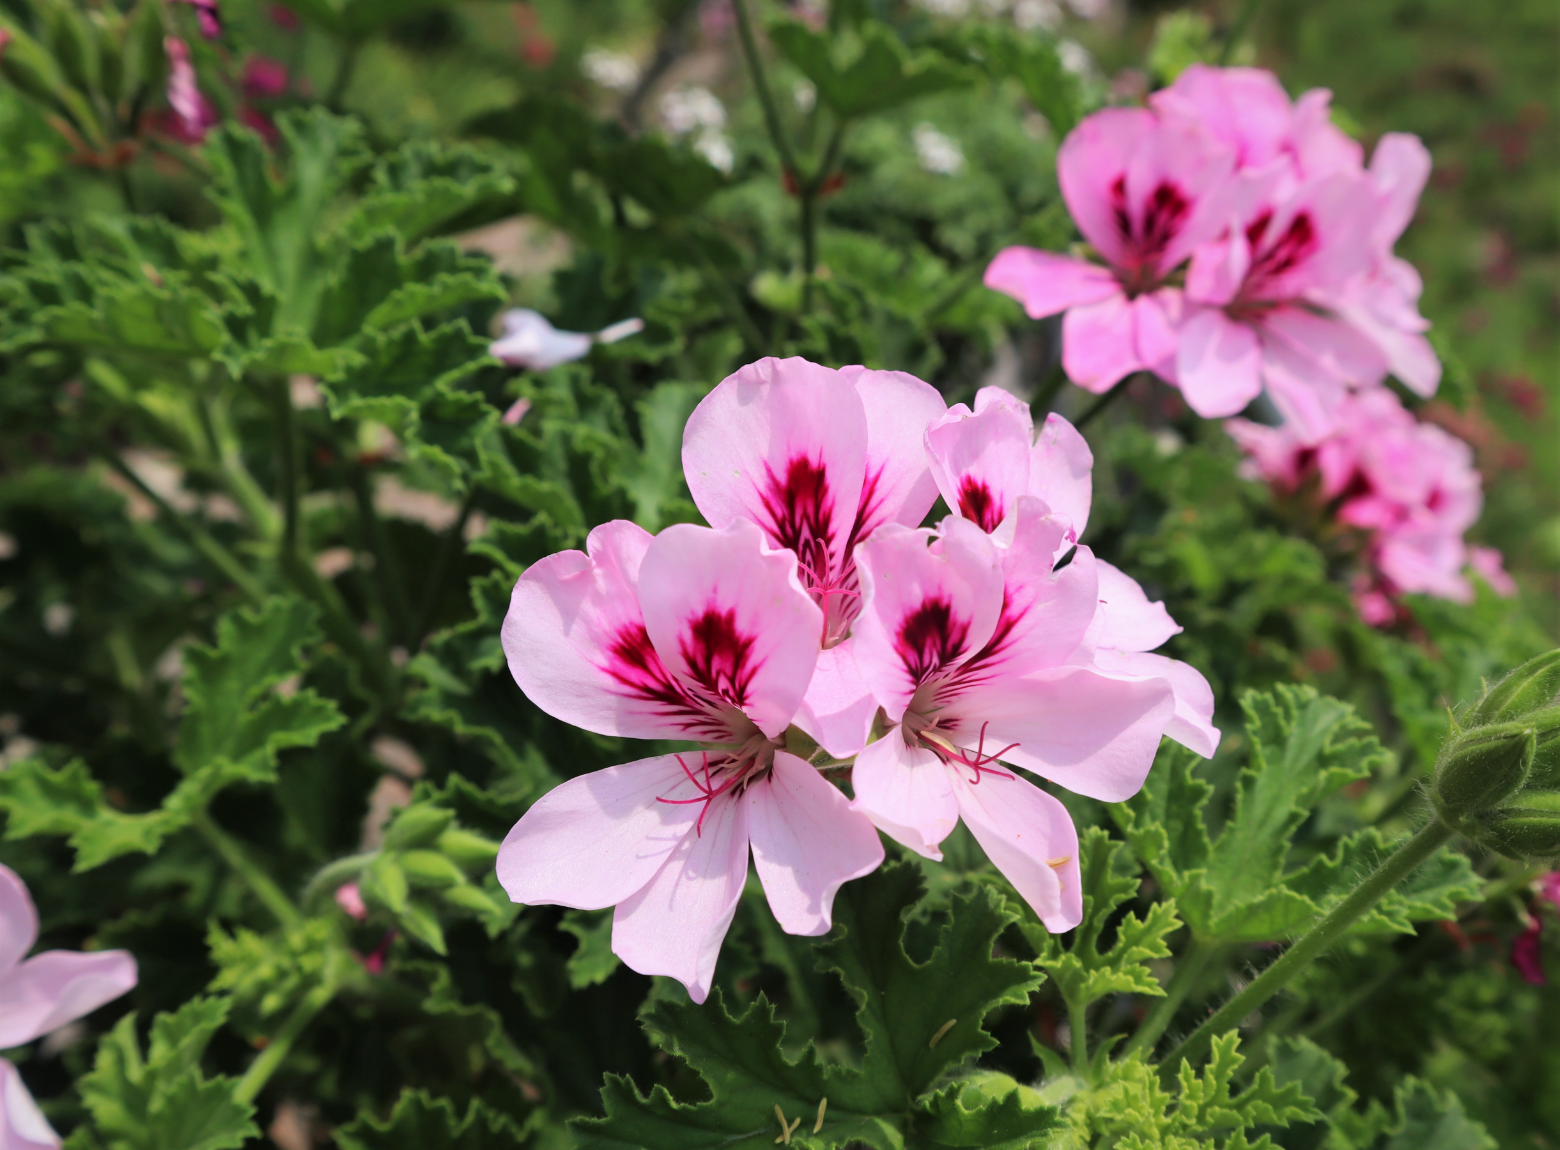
left=922, top=721, right=1018, bottom=785
left=656, top=751, right=745, bottom=835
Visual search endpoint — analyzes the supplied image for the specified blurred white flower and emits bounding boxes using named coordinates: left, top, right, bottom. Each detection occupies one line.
left=913, top=0, right=970, bottom=14
left=0, top=532, right=14, bottom=561
left=660, top=86, right=725, bottom=137
left=582, top=49, right=640, bottom=92
left=695, top=131, right=735, bottom=174
left=793, top=80, right=816, bottom=113
left=1013, top=0, right=1063, bottom=30
left=491, top=309, right=644, bottom=372
left=1066, top=0, right=1110, bottom=18
left=913, top=123, right=965, bottom=175
left=43, top=603, right=74, bottom=636
left=977, top=0, right=1013, bottom=13
left=1058, top=39, right=1094, bottom=76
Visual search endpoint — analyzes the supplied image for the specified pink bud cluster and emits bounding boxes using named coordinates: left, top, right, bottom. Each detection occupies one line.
left=1226, top=390, right=1513, bottom=626
left=986, top=64, right=1438, bottom=443
left=0, top=865, right=137, bottom=1148
left=496, top=357, right=1219, bottom=1001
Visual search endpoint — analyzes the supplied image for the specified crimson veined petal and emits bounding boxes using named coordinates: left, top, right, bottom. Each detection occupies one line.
left=0, top=949, right=139, bottom=1050
left=841, top=366, right=948, bottom=542
left=850, top=521, right=1003, bottom=718
left=0, top=865, right=38, bottom=976
left=637, top=521, right=822, bottom=740
left=611, top=793, right=751, bottom=1004
left=925, top=393, right=1034, bottom=535
left=746, top=751, right=884, bottom=937
left=951, top=769, right=1082, bottom=932
left=495, top=754, right=706, bottom=912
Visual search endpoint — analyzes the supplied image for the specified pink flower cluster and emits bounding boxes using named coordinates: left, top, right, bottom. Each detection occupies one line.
left=1226, top=390, right=1513, bottom=626
left=986, top=64, right=1439, bottom=442
left=1, top=865, right=137, bottom=1149
left=496, top=358, right=1218, bottom=1001
left=1511, top=872, right=1560, bottom=986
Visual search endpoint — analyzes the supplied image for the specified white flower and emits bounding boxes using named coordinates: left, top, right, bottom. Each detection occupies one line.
left=490, top=309, right=644, bottom=372
left=1066, top=0, right=1109, bottom=18
left=1058, top=39, right=1094, bottom=77
left=912, top=0, right=970, bottom=13
left=660, top=86, right=725, bottom=137
left=1013, top=0, right=1063, bottom=30
left=793, top=80, right=816, bottom=113
left=582, top=49, right=640, bottom=92
left=694, top=131, right=735, bottom=174
left=913, top=123, right=965, bottom=175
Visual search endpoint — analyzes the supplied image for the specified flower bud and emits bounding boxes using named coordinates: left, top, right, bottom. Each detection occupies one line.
left=1468, top=650, right=1560, bottom=726
left=1468, top=790, right=1560, bottom=860
left=381, top=804, right=455, bottom=851
left=1431, top=722, right=1535, bottom=825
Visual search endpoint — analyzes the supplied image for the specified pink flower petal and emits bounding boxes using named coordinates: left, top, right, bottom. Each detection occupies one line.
left=1062, top=293, right=1146, bottom=394
left=0, top=950, right=139, bottom=1050
left=0, top=865, right=38, bottom=975
left=1261, top=306, right=1389, bottom=391
left=1176, top=307, right=1264, bottom=419
left=0, top=1059, right=58, bottom=1150
left=850, top=521, right=1003, bottom=718
left=682, top=357, right=867, bottom=615
left=1469, top=546, right=1517, bottom=597
left=637, top=521, right=822, bottom=739
left=611, top=794, right=750, bottom=1003
left=491, top=309, right=593, bottom=371
left=1368, top=133, right=1430, bottom=251
left=504, top=520, right=715, bottom=741
left=495, top=754, right=704, bottom=911
left=958, top=665, right=1174, bottom=803
left=334, top=882, right=368, bottom=922
left=1058, top=107, right=1157, bottom=266
left=1511, top=921, right=1546, bottom=986
left=1090, top=649, right=1220, bottom=759
left=793, top=642, right=878, bottom=758
left=848, top=731, right=958, bottom=860
left=951, top=770, right=1082, bottom=932
left=982, top=248, right=1119, bottom=319
left=1090, top=560, right=1182, bottom=653
left=1256, top=330, right=1349, bottom=443
left=1029, top=413, right=1094, bottom=540
left=1185, top=230, right=1250, bottom=307
left=1122, top=118, right=1239, bottom=271
left=1150, top=64, right=1296, bottom=171
left=1290, top=89, right=1364, bottom=180
left=746, top=751, right=883, bottom=936
left=842, top=365, right=949, bottom=540
left=925, top=394, right=1035, bottom=534
left=1131, top=290, right=1182, bottom=383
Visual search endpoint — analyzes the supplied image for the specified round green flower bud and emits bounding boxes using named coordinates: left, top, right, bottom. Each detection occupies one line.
left=1468, top=649, right=1560, bottom=726
left=1469, top=790, right=1560, bottom=860
left=1430, top=721, right=1535, bottom=826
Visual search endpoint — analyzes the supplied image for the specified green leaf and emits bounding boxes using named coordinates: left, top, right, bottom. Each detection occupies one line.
left=918, top=1075, right=1061, bottom=1149
left=345, top=142, right=520, bottom=242
left=958, top=26, right=1086, bottom=135
left=75, top=999, right=258, bottom=1150
left=1282, top=827, right=1479, bottom=934
left=769, top=20, right=973, bottom=120
left=1377, top=1080, right=1495, bottom=1150
left=310, top=233, right=503, bottom=348
left=335, top=1091, right=530, bottom=1150
left=0, top=757, right=176, bottom=870
left=207, top=918, right=340, bottom=1019
left=560, top=908, right=621, bottom=989
left=1020, top=828, right=1178, bottom=1008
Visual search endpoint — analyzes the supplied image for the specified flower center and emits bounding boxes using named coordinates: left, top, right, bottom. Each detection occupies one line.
left=903, top=705, right=1018, bottom=786
left=655, top=730, right=777, bottom=835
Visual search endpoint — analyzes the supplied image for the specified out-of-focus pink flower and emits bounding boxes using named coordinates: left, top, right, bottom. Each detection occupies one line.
left=0, top=865, right=138, bottom=1149
left=242, top=56, right=288, bottom=100
left=163, top=37, right=218, bottom=144
left=174, top=0, right=222, bottom=40
left=490, top=309, right=642, bottom=371
left=845, top=504, right=1216, bottom=931
left=985, top=107, right=1235, bottom=393
left=495, top=520, right=883, bottom=1003
left=1537, top=872, right=1560, bottom=910
left=0, top=30, right=13, bottom=61
left=268, top=4, right=300, bottom=31
left=1469, top=545, right=1517, bottom=597
left=501, top=397, right=531, bottom=426
left=334, top=882, right=368, bottom=921
left=925, top=387, right=1220, bottom=758
left=1227, top=389, right=1498, bottom=625
left=681, top=358, right=947, bottom=756
left=1512, top=920, right=1545, bottom=985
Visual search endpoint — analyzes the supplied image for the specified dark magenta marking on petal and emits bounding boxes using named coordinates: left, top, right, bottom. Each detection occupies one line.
left=679, top=605, right=760, bottom=709
left=1247, top=211, right=1317, bottom=288
left=1109, top=175, right=1192, bottom=293
left=604, top=622, right=734, bottom=740
left=894, top=596, right=972, bottom=685
left=759, top=454, right=837, bottom=596
left=956, top=477, right=1003, bottom=534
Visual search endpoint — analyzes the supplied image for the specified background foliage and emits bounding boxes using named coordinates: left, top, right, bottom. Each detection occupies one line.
left=0, top=0, right=1555, bottom=1148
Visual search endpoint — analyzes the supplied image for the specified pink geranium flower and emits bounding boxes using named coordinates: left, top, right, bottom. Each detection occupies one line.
left=924, top=387, right=1221, bottom=757
left=494, top=519, right=882, bottom=1002
left=174, top=0, right=222, bottom=40
left=845, top=500, right=1218, bottom=932
left=163, top=38, right=217, bottom=144
left=984, top=107, right=1236, bottom=393
left=1152, top=65, right=1438, bottom=439
left=682, top=356, right=947, bottom=755
left=1226, top=389, right=1510, bottom=625
left=1, top=864, right=138, bottom=1149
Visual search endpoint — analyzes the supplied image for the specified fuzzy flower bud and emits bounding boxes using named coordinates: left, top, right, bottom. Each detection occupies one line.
left=1431, top=722, right=1535, bottom=825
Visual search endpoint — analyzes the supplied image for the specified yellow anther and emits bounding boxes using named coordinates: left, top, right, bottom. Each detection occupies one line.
left=1046, top=856, right=1072, bottom=868
left=772, top=1104, right=800, bottom=1145
left=814, top=1098, right=828, bottom=1133
left=928, top=1018, right=957, bottom=1048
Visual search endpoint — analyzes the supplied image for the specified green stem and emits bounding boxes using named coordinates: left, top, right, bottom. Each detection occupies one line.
left=325, top=41, right=360, bottom=111
left=191, top=811, right=302, bottom=931
left=1124, top=940, right=1222, bottom=1058
left=204, top=391, right=280, bottom=539
left=1073, top=380, right=1130, bottom=431
left=1067, top=995, right=1089, bottom=1079
left=1159, top=819, right=1455, bottom=1078
left=798, top=120, right=847, bottom=312
left=235, top=977, right=336, bottom=1104
left=1218, top=0, right=1265, bottom=64
left=300, top=852, right=377, bottom=912
left=732, top=0, right=799, bottom=181
left=103, top=454, right=268, bottom=604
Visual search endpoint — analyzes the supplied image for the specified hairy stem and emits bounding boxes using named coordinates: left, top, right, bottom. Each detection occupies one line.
left=235, top=977, right=336, bottom=1104
left=732, top=0, right=799, bottom=181
left=1159, top=819, right=1455, bottom=1078
left=192, top=811, right=302, bottom=931
left=1067, top=994, right=1089, bottom=1079
left=1124, top=939, right=1223, bottom=1058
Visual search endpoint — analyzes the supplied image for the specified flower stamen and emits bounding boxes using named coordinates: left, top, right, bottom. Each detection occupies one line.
left=656, top=752, right=744, bottom=835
